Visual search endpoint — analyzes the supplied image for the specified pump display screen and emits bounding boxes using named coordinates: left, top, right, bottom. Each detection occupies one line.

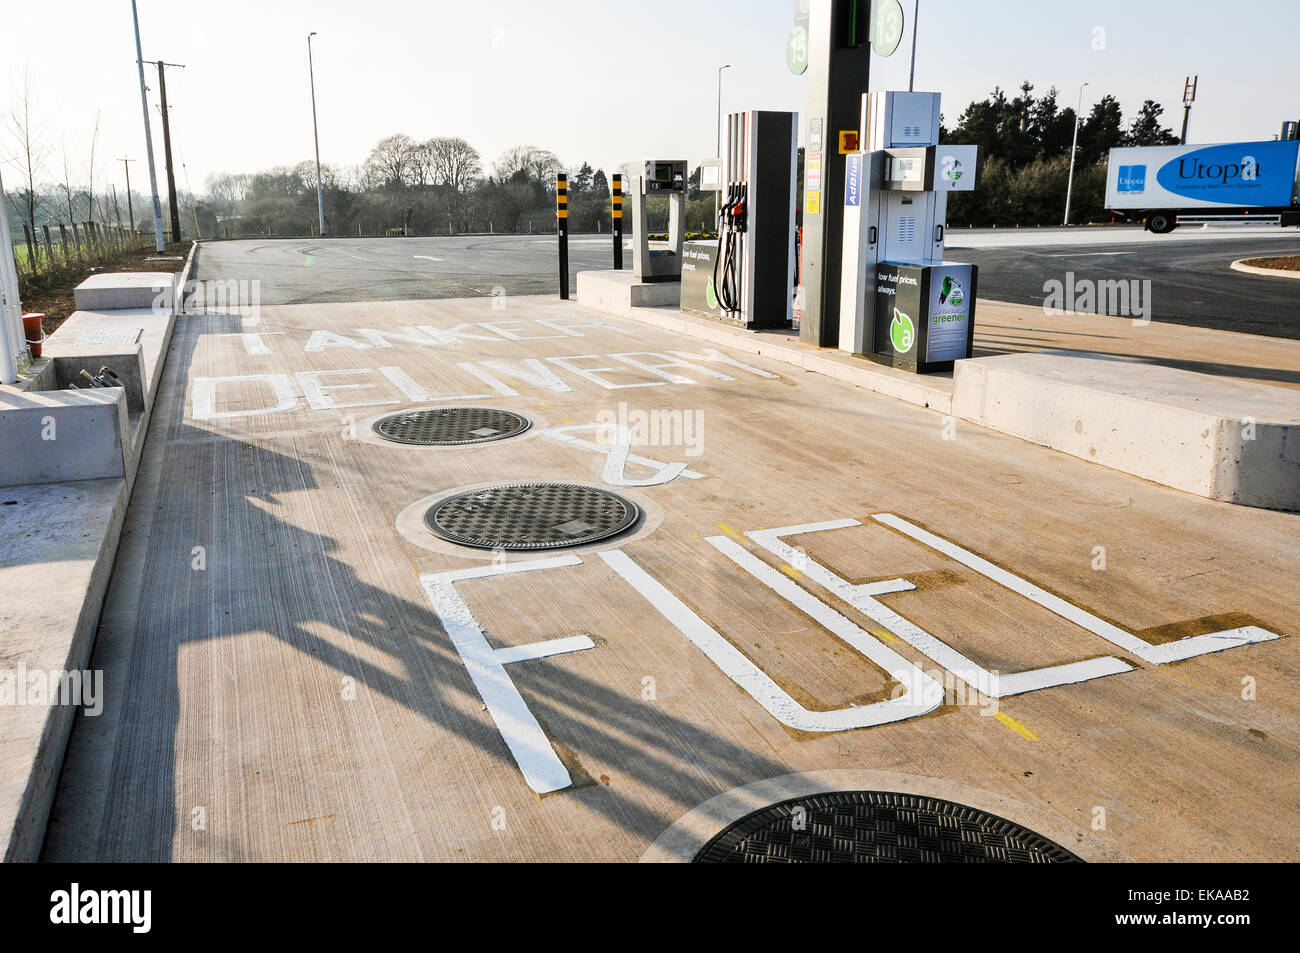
left=886, top=155, right=925, bottom=186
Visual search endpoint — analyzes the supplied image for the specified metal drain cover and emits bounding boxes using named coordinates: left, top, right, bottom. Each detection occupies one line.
left=425, top=483, right=641, bottom=551
left=693, top=792, right=1083, bottom=864
left=373, top=407, right=531, bottom=446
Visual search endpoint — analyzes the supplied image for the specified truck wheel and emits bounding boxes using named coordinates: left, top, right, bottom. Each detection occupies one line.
left=1147, top=211, right=1177, bottom=234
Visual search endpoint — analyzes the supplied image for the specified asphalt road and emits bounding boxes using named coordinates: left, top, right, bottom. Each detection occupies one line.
left=949, top=233, right=1300, bottom=339
left=194, top=235, right=628, bottom=305
left=197, top=229, right=1300, bottom=339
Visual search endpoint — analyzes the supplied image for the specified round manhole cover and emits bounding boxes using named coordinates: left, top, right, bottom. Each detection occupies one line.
left=424, top=483, right=641, bottom=551
left=693, top=792, right=1083, bottom=863
left=372, top=407, right=531, bottom=446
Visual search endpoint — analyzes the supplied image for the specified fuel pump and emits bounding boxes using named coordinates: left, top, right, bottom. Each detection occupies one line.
left=708, top=110, right=799, bottom=329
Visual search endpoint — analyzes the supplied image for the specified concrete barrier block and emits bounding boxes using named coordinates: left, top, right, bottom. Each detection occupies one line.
left=73, top=272, right=175, bottom=312
left=0, top=389, right=129, bottom=487
left=577, top=271, right=681, bottom=317
left=952, top=351, right=1300, bottom=511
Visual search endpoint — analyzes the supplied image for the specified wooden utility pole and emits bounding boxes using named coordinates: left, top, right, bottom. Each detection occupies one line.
left=155, top=61, right=185, bottom=243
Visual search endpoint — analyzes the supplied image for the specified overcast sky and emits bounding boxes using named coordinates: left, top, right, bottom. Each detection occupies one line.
left=3, top=0, right=1298, bottom=196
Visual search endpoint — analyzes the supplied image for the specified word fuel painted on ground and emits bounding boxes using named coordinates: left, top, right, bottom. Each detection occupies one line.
left=418, top=515, right=1282, bottom=795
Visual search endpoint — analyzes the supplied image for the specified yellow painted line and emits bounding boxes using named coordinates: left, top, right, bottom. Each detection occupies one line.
left=869, top=628, right=900, bottom=645
left=781, top=565, right=802, bottom=580
left=994, top=712, right=1039, bottom=741
left=716, top=523, right=745, bottom=542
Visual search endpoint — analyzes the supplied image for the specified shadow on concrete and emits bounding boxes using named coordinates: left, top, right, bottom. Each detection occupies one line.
left=44, top=308, right=791, bottom=861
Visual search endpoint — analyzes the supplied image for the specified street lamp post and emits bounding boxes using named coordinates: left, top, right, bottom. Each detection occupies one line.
left=1064, top=81, right=1089, bottom=227
left=715, top=64, right=731, bottom=232
left=130, top=0, right=166, bottom=252
left=308, top=32, right=326, bottom=237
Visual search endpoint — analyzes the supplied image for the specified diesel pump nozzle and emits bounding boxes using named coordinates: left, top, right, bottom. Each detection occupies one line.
left=714, top=183, right=745, bottom=317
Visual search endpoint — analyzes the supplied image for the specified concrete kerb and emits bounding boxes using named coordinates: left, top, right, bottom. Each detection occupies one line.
left=0, top=254, right=187, bottom=860
left=1230, top=258, right=1300, bottom=280
left=951, top=352, right=1300, bottom=512
left=176, top=240, right=201, bottom=314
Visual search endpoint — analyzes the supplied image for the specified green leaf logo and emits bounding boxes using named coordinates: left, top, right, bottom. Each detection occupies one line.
left=891, top=307, right=916, bottom=353
left=706, top=279, right=719, bottom=310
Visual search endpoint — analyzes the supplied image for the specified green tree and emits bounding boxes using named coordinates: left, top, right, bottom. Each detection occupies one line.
left=1078, top=95, right=1125, bottom=166
left=572, top=162, right=594, bottom=194
left=1125, top=100, right=1179, bottom=146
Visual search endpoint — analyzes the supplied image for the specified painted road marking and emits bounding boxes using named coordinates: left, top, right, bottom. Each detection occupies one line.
left=193, top=350, right=777, bottom=420
left=872, top=514, right=1282, bottom=664
left=494, top=635, right=597, bottom=666
left=1037, top=251, right=1133, bottom=258
left=601, top=549, right=941, bottom=732
left=747, top=520, right=1133, bottom=697
left=995, top=712, right=1039, bottom=740
left=541, top=425, right=705, bottom=484
left=706, top=537, right=945, bottom=725
left=419, top=557, right=594, bottom=795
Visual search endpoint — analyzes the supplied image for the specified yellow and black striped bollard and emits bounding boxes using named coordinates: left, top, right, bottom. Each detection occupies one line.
left=612, top=174, right=624, bottom=271
left=556, top=172, right=569, bottom=299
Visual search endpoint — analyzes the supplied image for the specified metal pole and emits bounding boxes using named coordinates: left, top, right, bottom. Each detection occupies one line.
left=120, top=158, right=136, bottom=232
left=612, top=174, right=624, bottom=270
left=716, top=64, right=731, bottom=231
left=556, top=173, right=569, bottom=299
left=308, top=33, right=326, bottom=236
left=1064, top=81, right=1088, bottom=227
left=131, top=1, right=165, bottom=252
left=0, top=169, right=24, bottom=383
left=157, top=61, right=183, bottom=243
left=908, top=0, right=919, bottom=92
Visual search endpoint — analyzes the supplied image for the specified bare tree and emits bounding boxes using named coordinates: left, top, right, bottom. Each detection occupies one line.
left=406, top=140, right=436, bottom=189
left=86, top=112, right=101, bottom=222
left=363, top=134, right=417, bottom=190
left=3, top=67, right=50, bottom=234
left=204, top=172, right=252, bottom=217
left=495, top=145, right=564, bottom=184
left=59, top=140, right=79, bottom=223
left=428, top=137, right=482, bottom=193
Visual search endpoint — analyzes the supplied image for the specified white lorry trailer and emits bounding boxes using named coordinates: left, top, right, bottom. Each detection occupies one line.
left=1104, top=139, right=1300, bottom=233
